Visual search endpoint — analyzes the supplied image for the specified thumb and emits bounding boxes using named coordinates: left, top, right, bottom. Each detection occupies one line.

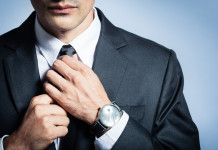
left=29, top=94, right=54, bottom=110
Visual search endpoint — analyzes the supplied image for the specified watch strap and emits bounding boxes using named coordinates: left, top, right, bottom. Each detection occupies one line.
left=91, top=119, right=108, bottom=137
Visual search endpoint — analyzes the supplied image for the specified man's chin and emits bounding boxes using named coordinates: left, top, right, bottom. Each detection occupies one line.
left=47, top=18, right=77, bottom=31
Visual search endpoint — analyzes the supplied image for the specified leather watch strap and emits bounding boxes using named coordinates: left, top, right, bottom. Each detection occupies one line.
left=91, top=120, right=108, bottom=137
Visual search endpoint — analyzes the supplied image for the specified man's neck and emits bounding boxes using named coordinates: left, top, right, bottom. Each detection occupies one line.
left=38, top=9, right=95, bottom=44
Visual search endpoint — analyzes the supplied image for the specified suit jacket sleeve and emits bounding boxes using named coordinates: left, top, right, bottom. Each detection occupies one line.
left=112, top=50, right=200, bottom=150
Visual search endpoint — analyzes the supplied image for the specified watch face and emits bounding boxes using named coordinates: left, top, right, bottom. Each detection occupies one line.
left=99, top=104, right=122, bottom=128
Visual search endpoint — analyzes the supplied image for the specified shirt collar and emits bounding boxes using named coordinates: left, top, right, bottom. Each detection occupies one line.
left=34, top=8, right=101, bottom=67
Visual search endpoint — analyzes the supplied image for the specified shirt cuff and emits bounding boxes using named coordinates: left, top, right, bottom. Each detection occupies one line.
left=94, top=111, right=129, bottom=150
left=0, top=135, right=9, bottom=150
left=54, top=138, right=60, bottom=150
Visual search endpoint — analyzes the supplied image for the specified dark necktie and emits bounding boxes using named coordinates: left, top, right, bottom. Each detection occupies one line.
left=58, top=44, right=78, bottom=150
left=58, top=44, right=76, bottom=58
left=46, top=45, right=76, bottom=150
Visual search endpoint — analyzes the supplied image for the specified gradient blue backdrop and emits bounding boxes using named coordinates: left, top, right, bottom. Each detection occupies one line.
left=0, top=1, right=217, bottom=150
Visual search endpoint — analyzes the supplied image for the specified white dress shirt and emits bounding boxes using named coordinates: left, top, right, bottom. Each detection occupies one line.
left=0, top=9, right=129, bottom=150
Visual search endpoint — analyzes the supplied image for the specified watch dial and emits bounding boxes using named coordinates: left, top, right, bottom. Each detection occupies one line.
left=99, top=105, right=122, bottom=127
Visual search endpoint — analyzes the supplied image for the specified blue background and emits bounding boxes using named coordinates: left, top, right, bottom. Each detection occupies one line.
left=0, top=1, right=217, bottom=149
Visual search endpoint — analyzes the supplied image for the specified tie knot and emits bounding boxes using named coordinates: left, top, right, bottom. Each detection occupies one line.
left=58, top=44, right=76, bottom=57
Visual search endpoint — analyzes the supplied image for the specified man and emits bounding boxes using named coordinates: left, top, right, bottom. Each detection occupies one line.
left=0, top=0, right=200, bottom=150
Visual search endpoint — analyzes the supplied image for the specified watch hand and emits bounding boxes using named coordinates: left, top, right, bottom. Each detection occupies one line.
left=112, top=114, right=115, bottom=125
left=108, top=108, right=112, bottom=123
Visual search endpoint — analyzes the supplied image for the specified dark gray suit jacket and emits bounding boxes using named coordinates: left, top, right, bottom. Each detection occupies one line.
left=0, top=8, right=200, bottom=150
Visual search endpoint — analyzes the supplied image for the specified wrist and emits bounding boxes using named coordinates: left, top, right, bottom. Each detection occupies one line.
left=3, top=131, right=29, bottom=150
left=86, top=109, right=99, bottom=126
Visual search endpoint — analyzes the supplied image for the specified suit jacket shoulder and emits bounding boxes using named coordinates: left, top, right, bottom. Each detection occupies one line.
left=118, top=27, right=172, bottom=61
left=0, top=28, right=19, bottom=59
left=0, top=11, right=36, bottom=58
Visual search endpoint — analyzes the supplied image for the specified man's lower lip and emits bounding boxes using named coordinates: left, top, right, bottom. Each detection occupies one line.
left=49, top=7, right=75, bottom=14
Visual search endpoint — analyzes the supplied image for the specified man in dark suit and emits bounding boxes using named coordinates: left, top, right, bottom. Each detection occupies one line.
left=0, top=0, right=200, bottom=150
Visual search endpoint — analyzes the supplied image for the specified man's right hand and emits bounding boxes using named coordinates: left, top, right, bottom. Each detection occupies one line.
left=3, top=94, right=70, bottom=150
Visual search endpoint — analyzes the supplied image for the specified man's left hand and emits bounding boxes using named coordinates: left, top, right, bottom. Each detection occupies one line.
left=44, top=55, right=111, bottom=125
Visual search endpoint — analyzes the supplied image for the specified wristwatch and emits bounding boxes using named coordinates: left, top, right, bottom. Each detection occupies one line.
left=91, top=101, right=123, bottom=137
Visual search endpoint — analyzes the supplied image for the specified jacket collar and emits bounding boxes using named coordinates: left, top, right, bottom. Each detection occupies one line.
left=3, top=12, right=44, bottom=115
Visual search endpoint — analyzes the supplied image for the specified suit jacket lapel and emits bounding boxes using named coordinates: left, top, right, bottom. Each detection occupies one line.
left=93, top=37, right=128, bottom=102
left=92, top=8, right=129, bottom=103
left=3, top=12, right=43, bottom=116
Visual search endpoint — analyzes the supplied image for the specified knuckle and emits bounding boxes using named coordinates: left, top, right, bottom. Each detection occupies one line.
left=31, top=97, right=39, bottom=105
left=68, top=71, right=75, bottom=80
left=80, top=63, right=89, bottom=71
left=80, top=66, right=87, bottom=74
left=56, top=93, right=63, bottom=102
left=41, top=116, right=49, bottom=125
left=65, top=117, right=70, bottom=126
left=45, top=128, right=53, bottom=137
left=78, top=64, right=85, bottom=72
left=59, top=81, right=67, bottom=91
left=64, top=127, right=68, bottom=135
left=62, top=94, right=71, bottom=103
left=61, top=108, right=68, bottom=116
left=73, top=74, right=81, bottom=83
left=44, top=83, right=49, bottom=91
left=33, top=105, right=42, bottom=117
left=31, top=97, right=38, bottom=102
